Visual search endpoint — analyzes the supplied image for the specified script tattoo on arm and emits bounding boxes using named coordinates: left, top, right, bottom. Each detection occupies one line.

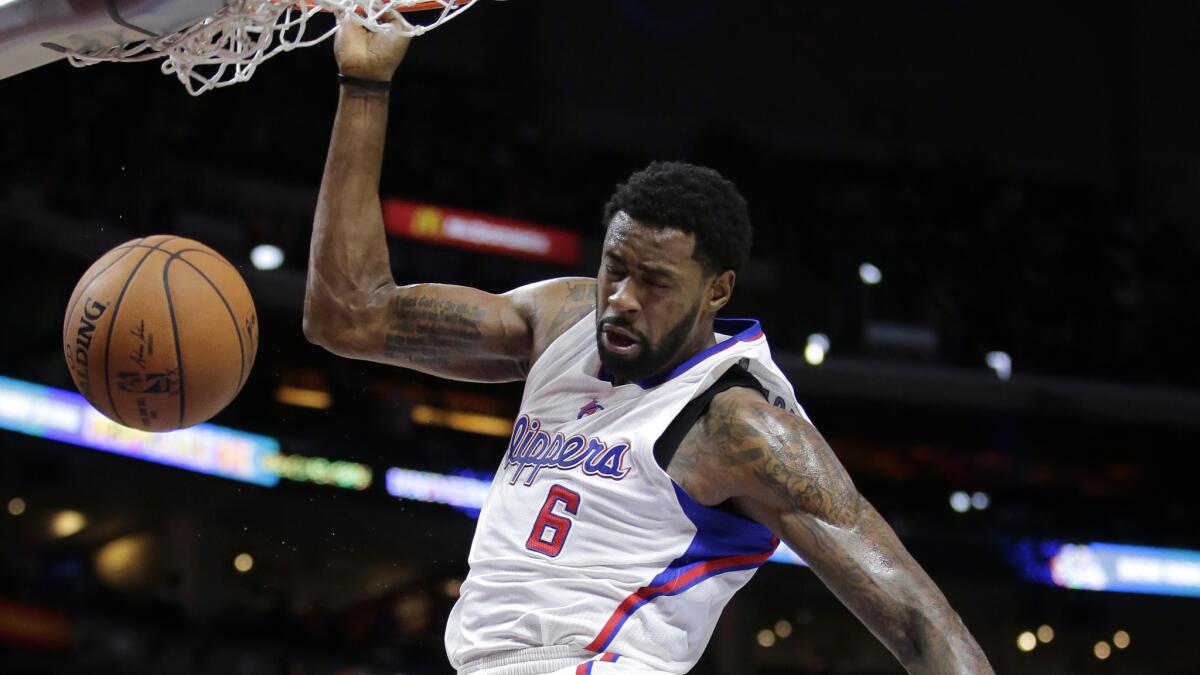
left=383, top=295, right=487, bottom=371
left=690, top=391, right=995, bottom=674
left=368, top=277, right=594, bottom=382
left=357, top=283, right=532, bottom=382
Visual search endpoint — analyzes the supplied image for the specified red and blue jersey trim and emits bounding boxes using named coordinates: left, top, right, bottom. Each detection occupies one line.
left=585, top=482, right=778, bottom=653
left=574, top=652, right=620, bottom=674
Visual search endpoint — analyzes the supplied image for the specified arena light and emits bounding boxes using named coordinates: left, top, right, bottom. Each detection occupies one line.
left=249, top=244, right=284, bottom=270
left=1113, top=630, right=1130, bottom=649
left=233, top=553, right=254, bottom=573
left=1094, top=641, right=1111, bottom=660
left=50, top=510, right=86, bottom=538
left=385, top=467, right=492, bottom=511
left=768, top=542, right=807, bottom=567
left=410, top=404, right=513, bottom=437
left=1014, top=540, right=1200, bottom=598
left=6, top=497, right=25, bottom=516
left=986, top=351, right=1012, bottom=380
left=804, top=333, right=829, bottom=366
left=1037, top=625, right=1055, bottom=643
left=261, top=453, right=372, bottom=491
left=971, top=491, right=990, bottom=510
left=949, top=491, right=971, bottom=513
left=275, top=385, right=332, bottom=410
left=95, top=534, right=153, bottom=589
left=858, top=262, right=882, bottom=285
left=756, top=629, right=776, bottom=648
left=1016, top=631, right=1037, bottom=652
left=0, top=374, right=280, bottom=487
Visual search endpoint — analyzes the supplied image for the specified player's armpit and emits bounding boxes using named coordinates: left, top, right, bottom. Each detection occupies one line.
left=715, top=399, right=995, bottom=675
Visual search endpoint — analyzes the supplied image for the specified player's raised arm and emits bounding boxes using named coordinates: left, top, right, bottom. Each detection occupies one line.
left=303, top=20, right=595, bottom=382
left=707, top=391, right=995, bottom=674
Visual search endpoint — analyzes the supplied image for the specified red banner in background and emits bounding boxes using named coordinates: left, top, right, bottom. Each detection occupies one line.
left=383, top=198, right=582, bottom=267
left=0, top=599, right=71, bottom=651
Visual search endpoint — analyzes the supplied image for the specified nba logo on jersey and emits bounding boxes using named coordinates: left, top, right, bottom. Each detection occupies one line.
left=577, top=398, right=604, bottom=419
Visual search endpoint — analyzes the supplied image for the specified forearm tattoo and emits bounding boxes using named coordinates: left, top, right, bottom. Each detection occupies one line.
left=384, top=295, right=486, bottom=369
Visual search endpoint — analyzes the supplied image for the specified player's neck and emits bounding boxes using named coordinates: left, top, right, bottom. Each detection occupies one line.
left=674, top=328, right=719, bottom=369
left=611, top=323, right=718, bottom=387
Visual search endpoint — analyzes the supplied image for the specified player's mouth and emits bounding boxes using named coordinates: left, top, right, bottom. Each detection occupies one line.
left=601, top=325, right=641, bottom=357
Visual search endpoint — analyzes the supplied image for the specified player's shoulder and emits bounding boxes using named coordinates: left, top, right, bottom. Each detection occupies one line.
left=703, top=384, right=814, bottom=453
left=504, top=277, right=596, bottom=365
left=686, top=383, right=836, bottom=513
left=670, top=385, right=796, bottom=507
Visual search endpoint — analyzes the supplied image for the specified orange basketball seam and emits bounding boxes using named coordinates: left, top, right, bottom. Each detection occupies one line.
left=170, top=247, right=244, bottom=276
left=160, top=254, right=188, bottom=429
left=64, top=239, right=144, bottom=335
left=102, top=237, right=177, bottom=428
left=169, top=250, right=249, bottom=395
left=63, top=239, right=144, bottom=402
left=113, top=243, right=241, bottom=273
left=172, top=246, right=257, bottom=390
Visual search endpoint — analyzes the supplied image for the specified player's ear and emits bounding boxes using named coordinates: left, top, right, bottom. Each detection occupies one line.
left=706, top=270, right=735, bottom=313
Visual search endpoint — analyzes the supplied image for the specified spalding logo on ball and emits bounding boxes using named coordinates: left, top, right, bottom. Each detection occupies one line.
left=63, top=235, right=259, bottom=432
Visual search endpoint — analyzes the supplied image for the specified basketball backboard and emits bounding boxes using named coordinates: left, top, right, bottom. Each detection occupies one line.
left=0, top=0, right=223, bottom=81
left=0, top=0, right=479, bottom=94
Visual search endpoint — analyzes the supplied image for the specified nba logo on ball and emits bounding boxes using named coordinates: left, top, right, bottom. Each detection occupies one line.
left=62, top=235, right=259, bottom=432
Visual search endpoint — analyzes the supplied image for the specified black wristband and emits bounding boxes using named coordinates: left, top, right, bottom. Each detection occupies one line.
left=338, top=73, right=391, bottom=92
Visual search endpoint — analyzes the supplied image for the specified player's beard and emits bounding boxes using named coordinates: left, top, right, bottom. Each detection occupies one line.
left=596, top=303, right=700, bottom=384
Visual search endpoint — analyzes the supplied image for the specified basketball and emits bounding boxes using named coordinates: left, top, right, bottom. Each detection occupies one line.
left=62, top=235, right=259, bottom=432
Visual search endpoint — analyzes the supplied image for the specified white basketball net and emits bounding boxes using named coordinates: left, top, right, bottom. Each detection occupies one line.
left=63, top=1, right=480, bottom=96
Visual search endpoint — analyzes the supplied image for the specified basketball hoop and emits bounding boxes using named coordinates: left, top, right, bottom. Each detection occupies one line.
left=60, top=1, right=481, bottom=96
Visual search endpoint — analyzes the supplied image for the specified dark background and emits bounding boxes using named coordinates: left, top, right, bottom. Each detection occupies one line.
left=2, top=1, right=1199, bottom=673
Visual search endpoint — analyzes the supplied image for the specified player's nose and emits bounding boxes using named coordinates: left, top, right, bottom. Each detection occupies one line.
left=606, top=278, right=641, bottom=315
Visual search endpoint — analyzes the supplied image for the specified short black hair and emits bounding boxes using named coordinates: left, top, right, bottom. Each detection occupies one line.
left=602, top=161, right=752, bottom=275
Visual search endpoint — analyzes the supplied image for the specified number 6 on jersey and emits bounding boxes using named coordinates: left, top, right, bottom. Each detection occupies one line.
left=525, top=484, right=581, bottom=557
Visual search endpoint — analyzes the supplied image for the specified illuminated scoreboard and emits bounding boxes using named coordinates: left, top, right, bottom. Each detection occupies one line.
left=1016, top=539, right=1200, bottom=598
left=0, top=375, right=279, bottom=486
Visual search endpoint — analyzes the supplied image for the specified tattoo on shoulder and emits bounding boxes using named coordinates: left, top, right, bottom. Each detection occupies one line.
left=384, top=295, right=486, bottom=368
left=542, top=279, right=596, bottom=340
left=703, top=393, right=861, bottom=526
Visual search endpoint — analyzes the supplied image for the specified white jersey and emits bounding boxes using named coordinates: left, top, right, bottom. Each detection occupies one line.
left=446, top=312, right=807, bottom=674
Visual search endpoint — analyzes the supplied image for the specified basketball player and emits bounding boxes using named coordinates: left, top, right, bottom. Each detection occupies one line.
left=304, top=21, right=994, bottom=675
